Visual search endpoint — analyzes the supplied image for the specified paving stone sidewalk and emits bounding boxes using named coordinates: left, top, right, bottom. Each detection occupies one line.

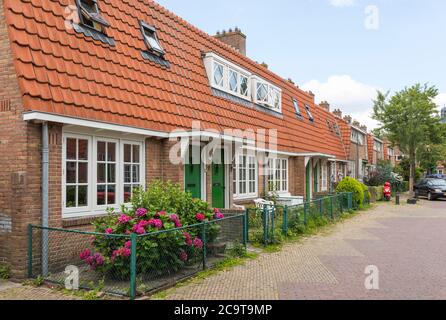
left=165, top=199, right=446, bottom=300
left=1, top=199, right=444, bottom=300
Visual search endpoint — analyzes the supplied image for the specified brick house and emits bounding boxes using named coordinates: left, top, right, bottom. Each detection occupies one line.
left=367, top=134, right=384, bottom=171
left=0, top=0, right=351, bottom=278
left=332, top=109, right=368, bottom=182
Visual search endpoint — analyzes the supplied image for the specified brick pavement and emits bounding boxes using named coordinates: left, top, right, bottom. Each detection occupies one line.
left=1, top=199, right=445, bottom=300
left=166, top=199, right=446, bottom=300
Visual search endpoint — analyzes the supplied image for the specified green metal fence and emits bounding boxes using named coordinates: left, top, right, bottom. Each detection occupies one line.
left=246, top=193, right=353, bottom=245
left=28, top=214, right=245, bottom=299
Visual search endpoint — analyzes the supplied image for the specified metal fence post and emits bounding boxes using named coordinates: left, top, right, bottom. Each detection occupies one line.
left=282, top=205, right=288, bottom=236
left=202, top=223, right=207, bottom=270
left=129, top=233, right=137, bottom=300
left=27, top=224, right=33, bottom=278
left=262, top=206, right=268, bottom=245
left=319, top=198, right=323, bottom=216
left=340, top=194, right=344, bottom=214
left=242, top=211, right=248, bottom=246
left=330, top=197, right=334, bottom=219
left=304, top=202, right=308, bottom=225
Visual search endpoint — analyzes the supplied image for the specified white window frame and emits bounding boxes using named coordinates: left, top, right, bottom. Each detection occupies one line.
left=62, top=132, right=145, bottom=219
left=252, top=76, right=282, bottom=112
left=233, top=154, right=258, bottom=200
left=321, top=161, right=328, bottom=192
left=204, top=52, right=252, bottom=101
left=347, top=161, right=356, bottom=179
left=268, top=157, right=289, bottom=194
left=94, top=136, right=119, bottom=210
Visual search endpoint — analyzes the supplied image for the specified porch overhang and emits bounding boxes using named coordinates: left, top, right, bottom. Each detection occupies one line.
left=22, top=111, right=253, bottom=144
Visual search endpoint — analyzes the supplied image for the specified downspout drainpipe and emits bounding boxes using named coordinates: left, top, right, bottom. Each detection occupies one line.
left=42, top=122, right=49, bottom=277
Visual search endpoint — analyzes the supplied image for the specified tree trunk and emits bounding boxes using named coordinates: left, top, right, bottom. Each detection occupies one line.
left=409, top=150, right=416, bottom=197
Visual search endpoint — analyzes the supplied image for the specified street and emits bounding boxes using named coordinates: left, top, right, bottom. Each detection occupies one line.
left=166, top=199, right=446, bottom=300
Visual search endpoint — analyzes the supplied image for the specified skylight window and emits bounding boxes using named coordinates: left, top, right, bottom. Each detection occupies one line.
left=293, top=99, right=302, bottom=118
left=305, top=104, right=314, bottom=122
left=140, top=21, right=165, bottom=56
left=77, top=0, right=109, bottom=32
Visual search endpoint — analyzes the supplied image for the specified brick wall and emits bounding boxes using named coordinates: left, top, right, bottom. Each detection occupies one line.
left=0, top=0, right=39, bottom=278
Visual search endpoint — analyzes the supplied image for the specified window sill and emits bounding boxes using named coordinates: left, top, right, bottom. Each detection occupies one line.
left=234, top=195, right=258, bottom=201
left=62, top=213, right=107, bottom=228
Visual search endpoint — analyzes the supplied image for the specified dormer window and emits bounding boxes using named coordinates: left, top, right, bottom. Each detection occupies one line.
left=203, top=53, right=252, bottom=101
left=293, top=99, right=302, bottom=118
left=304, top=104, right=314, bottom=122
left=252, top=77, right=282, bottom=112
left=140, top=21, right=164, bottom=56
left=77, top=0, right=109, bottom=33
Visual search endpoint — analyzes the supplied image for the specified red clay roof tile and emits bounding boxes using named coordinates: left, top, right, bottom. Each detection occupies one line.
left=5, top=0, right=347, bottom=158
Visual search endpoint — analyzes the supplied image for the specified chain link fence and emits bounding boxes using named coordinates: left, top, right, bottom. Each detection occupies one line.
left=28, top=214, right=245, bottom=299
left=246, top=193, right=353, bottom=245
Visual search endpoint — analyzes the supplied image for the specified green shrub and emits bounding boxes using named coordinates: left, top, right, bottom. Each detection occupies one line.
left=0, top=263, right=10, bottom=280
left=80, top=180, right=225, bottom=281
left=335, top=177, right=364, bottom=209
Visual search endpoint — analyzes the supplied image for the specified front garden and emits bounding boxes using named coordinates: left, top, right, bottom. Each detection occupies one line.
left=28, top=181, right=246, bottom=299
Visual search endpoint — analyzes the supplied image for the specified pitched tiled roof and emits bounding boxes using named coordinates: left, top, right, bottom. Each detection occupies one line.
left=337, top=117, right=352, bottom=158
left=4, top=0, right=346, bottom=159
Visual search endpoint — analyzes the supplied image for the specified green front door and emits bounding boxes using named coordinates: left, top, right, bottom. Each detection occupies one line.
left=212, top=159, right=225, bottom=209
left=185, top=147, right=201, bottom=199
left=306, top=162, right=311, bottom=201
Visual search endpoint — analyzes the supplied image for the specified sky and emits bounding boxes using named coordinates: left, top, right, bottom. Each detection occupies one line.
left=156, top=0, right=446, bottom=129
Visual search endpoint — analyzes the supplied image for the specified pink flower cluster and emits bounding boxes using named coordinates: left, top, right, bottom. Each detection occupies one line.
left=112, top=241, right=132, bottom=260
left=80, top=249, right=105, bottom=270
left=136, top=208, right=148, bottom=217
left=179, top=250, right=188, bottom=262
left=132, top=220, right=150, bottom=235
left=195, top=213, right=206, bottom=222
left=118, top=214, right=132, bottom=224
left=213, top=208, right=224, bottom=220
left=105, top=228, right=113, bottom=234
left=183, top=232, right=203, bottom=249
left=155, top=211, right=167, bottom=218
left=184, top=232, right=193, bottom=246
left=169, top=214, right=182, bottom=228
left=148, top=218, right=163, bottom=229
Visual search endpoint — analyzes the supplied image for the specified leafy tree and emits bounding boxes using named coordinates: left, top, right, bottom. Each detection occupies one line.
left=372, top=84, right=444, bottom=195
left=417, top=143, right=446, bottom=174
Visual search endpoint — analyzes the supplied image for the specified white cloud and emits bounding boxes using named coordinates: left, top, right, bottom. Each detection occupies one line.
left=434, top=93, right=446, bottom=111
left=302, top=75, right=381, bottom=130
left=329, top=0, right=356, bottom=7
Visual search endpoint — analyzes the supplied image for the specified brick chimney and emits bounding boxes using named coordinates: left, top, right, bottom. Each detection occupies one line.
left=333, top=108, right=342, bottom=118
left=214, top=28, right=246, bottom=56
left=320, top=101, right=330, bottom=112
left=352, top=120, right=361, bottom=127
left=343, top=115, right=352, bottom=124
left=360, top=125, right=368, bottom=133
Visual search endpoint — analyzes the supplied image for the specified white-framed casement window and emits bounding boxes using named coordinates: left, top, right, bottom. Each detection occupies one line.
left=347, top=161, right=356, bottom=179
left=204, top=53, right=251, bottom=101
left=321, top=161, right=328, bottom=192
left=62, top=133, right=145, bottom=218
left=268, top=158, right=288, bottom=193
left=233, top=154, right=257, bottom=199
left=252, top=76, right=282, bottom=112
left=351, top=130, right=364, bottom=145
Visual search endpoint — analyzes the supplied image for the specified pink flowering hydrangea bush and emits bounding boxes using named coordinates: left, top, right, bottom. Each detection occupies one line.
left=81, top=181, right=225, bottom=280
